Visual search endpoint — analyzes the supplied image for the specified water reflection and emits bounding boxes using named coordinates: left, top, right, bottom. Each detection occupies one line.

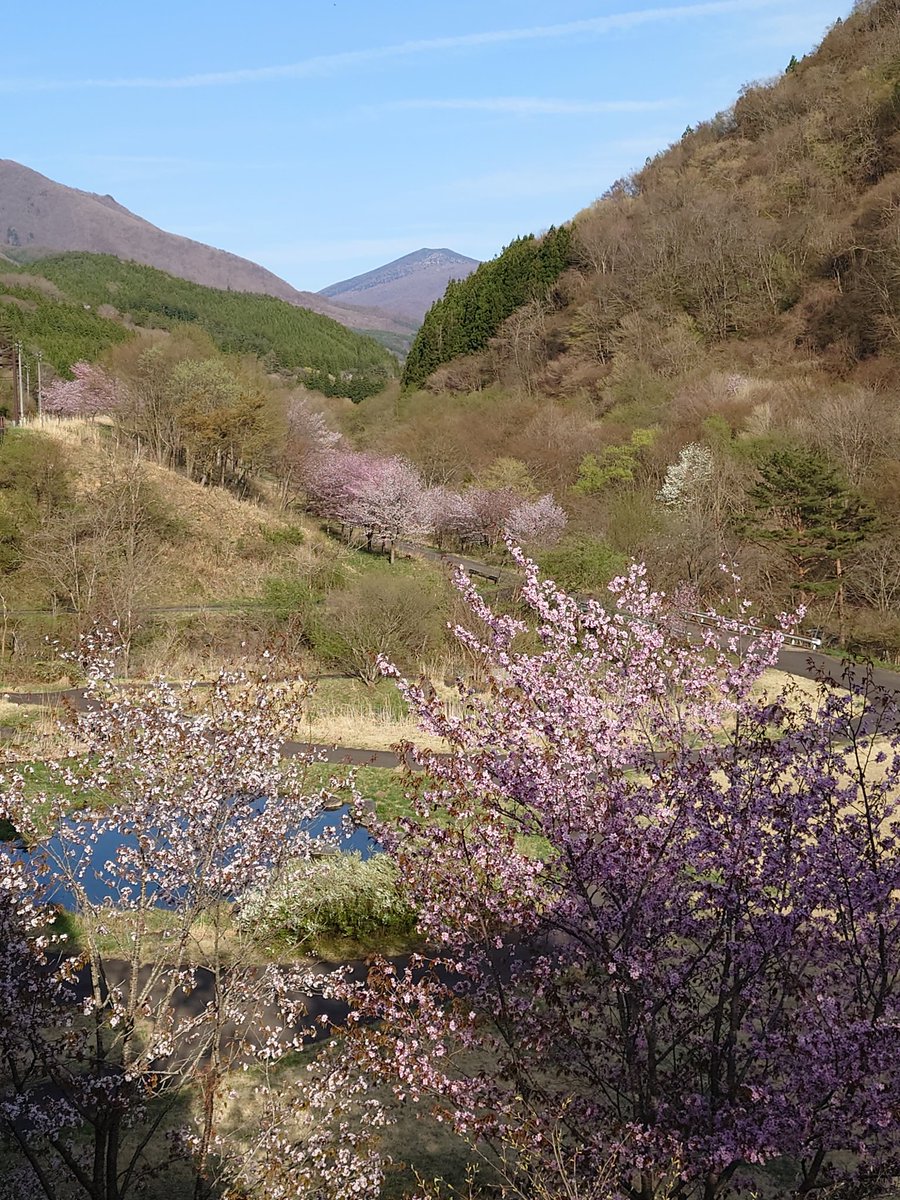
left=7, top=802, right=381, bottom=912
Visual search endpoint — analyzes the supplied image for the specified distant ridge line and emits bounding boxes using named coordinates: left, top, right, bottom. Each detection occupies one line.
left=0, top=157, right=413, bottom=338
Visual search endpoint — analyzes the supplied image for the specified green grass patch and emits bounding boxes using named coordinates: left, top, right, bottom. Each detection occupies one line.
left=300, top=761, right=414, bottom=824
left=237, top=852, right=418, bottom=956
left=305, top=676, right=409, bottom=721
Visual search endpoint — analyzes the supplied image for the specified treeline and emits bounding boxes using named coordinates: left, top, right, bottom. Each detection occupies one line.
left=558, top=1, right=900, bottom=380
left=41, top=335, right=284, bottom=492
left=6, top=253, right=397, bottom=393
left=401, top=225, right=573, bottom=389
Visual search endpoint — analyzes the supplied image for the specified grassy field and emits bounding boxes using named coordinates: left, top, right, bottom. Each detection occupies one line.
left=294, top=676, right=450, bottom=752
left=302, top=760, right=413, bottom=824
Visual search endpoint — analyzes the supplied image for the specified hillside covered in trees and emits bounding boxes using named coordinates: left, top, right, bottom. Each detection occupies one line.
left=0, top=254, right=397, bottom=398
left=408, top=0, right=900, bottom=394
left=402, top=226, right=572, bottom=389
left=383, top=0, right=900, bottom=659
left=0, top=156, right=417, bottom=340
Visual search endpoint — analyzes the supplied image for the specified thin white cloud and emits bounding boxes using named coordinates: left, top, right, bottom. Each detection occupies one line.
left=375, top=97, right=680, bottom=116
left=0, top=0, right=782, bottom=93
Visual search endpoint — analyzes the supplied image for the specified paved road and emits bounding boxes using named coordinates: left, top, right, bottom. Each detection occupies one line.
left=5, top=652, right=900, bottom=776
left=771, top=645, right=900, bottom=693
left=1, top=688, right=418, bottom=768
left=4, top=548, right=899, bottom=764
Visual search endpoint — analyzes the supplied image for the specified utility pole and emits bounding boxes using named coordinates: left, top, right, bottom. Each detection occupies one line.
left=36, top=351, right=43, bottom=419
left=15, top=341, right=24, bottom=425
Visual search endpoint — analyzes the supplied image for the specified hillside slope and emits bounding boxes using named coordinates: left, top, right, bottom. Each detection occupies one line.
left=0, top=159, right=410, bottom=338
left=0, top=420, right=337, bottom=679
left=359, top=1, right=900, bottom=659
left=408, top=0, right=900, bottom=397
left=320, top=248, right=480, bottom=324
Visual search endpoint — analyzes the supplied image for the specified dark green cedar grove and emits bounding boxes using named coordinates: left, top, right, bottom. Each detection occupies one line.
left=402, top=225, right=573, bottom=390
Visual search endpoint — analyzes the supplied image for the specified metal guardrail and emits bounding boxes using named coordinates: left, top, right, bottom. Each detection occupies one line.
left=680, top=609, right=822, bottom=649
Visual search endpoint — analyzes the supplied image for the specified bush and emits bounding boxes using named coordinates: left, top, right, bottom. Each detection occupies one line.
left=237, top=852, right=416, bottom=947
left=318, top=572, right=447, bottom=684
left=260, top=575, right=320, bottom=621
left=844, top=609, right=900, bottom=665
left=262, top=523, right=306, bottom=548
left=537, top=535, right=627, bottom=593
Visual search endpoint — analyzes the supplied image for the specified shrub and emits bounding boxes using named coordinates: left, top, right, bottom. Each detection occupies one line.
left=262, top=523, right=306, bottom=547
left=319, top=573, right=447, bottom=685
left=537, top=535, right=628, bottom=593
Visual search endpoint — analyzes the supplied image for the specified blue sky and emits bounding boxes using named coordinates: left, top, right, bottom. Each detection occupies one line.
left=7, top=0, right=850, bottom=291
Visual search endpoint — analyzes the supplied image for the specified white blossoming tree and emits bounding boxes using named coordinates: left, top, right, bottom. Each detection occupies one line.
left=0, top=642, right=384, bottom=1199
left=657, top=442, right=715, bottom=511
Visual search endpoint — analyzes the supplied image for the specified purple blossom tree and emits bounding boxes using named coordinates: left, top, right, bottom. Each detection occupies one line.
left=340, top=554, right=900, bottom=1200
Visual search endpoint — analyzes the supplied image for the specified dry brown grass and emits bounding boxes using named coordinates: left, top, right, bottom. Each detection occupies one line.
left=0, top=697, right=70, bottom=759
left=752, top=668, right=836, bottom=709
left=28, top=417, right=330, bottom=606
left=291, top=704, right=447, bottom=752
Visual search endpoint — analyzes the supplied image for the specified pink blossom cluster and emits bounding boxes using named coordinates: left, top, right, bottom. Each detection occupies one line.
left=41, top=362, right=126, bottom=417
left=300, top=446, right=566, bottom=552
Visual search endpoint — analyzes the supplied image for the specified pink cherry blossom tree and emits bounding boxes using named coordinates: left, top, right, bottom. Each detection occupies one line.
left=345, top=455, right=428, bottom=561
left=504, top=493, right=568, bottom=548
left=41, top=363, right=126, bottom=419
left=340, top=554, right=900, bottom=1200
left=302, top=447, right=374, bottom=534
left=276, top=393, right=343, bottom=507
left=304, top=451, right=428, bottom=561
left=423, top=487, right=479, bottom=551
left=467, top=486, right=521, bottom=550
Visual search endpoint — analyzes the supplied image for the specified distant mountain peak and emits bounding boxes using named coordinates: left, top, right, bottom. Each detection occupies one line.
left=319, top=247, right=480, bottom=323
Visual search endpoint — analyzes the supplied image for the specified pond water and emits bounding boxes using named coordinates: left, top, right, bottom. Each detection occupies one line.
left=8, top=802, right=382, bottom=912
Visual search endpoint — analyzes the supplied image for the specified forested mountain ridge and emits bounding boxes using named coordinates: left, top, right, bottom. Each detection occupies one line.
left=0, top=158, right=411, bottom=338
left=402, top=227, right=573, bottom=388
left=0, top=253, right=397, bottom=395
left=363, top=0, right=900, bottom=660
left=409, top=0, right=900, bottom=397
